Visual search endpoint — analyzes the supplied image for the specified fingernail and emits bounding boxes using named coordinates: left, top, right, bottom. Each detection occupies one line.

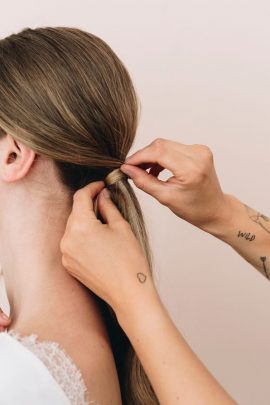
left=1, top=313, right=9, bottom=320
left=125, top=156, right=131, bottom=162
left=103, top=188, right=111, bottom=198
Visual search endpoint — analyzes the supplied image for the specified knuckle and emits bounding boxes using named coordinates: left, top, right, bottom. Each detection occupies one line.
left=73, top=189, right=82, bottom=203
left=201, top=145, right=213, bottom=161
left=153, top=137, right=165, bottom=144
left=192, top=144, right=213, bottom=161
left=152, top=137, right=166, bottom=153
left=190, top=144, right=213, bottom=179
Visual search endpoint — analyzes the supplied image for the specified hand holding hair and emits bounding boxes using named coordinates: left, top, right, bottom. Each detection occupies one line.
left=60, top=180, right=154, bottom=313
left=60, top=179, right=236, bottom=405
left=121, top=137, right=270, bottom=280
left=121, top=137, right=232, bottom=232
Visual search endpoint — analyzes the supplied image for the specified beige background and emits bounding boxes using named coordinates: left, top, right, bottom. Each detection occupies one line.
left=1, top=1, right=270, bottom=404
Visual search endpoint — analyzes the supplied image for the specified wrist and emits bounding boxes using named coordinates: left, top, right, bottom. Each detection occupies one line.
left=114, top=276, right=163, bottom=329
left=199, top=193, right=241, bottom=240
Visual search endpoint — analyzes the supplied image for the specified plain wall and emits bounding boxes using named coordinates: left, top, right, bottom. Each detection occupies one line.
left=0, top=1, right=270, bottom=404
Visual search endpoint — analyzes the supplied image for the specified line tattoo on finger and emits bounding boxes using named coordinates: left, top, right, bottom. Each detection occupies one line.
left=260, top=256, right=270, bottom=280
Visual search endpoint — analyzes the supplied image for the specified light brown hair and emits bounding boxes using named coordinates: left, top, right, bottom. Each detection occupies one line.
left=0, top=27, right=158, bottom=404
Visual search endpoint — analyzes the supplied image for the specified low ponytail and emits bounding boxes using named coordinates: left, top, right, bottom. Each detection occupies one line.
left=94, top=169, right=158, bottom=404
left=102, top=169, right=153, bottom=267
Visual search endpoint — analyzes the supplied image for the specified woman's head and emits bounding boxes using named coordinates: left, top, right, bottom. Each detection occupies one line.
left=0, top=27, right=158, bottom=404
left=0, top=26, right=138, bottom=185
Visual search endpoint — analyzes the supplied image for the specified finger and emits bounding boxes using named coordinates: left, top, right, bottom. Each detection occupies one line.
left=97, top=188, right=126, bottom=225
left=124, top=138, right=186, bottom=175
left=0, top=309, right=10, bottom=324
left=120, top=164, right=169, bottom=200
left=72, top=181, right=105, bottom=218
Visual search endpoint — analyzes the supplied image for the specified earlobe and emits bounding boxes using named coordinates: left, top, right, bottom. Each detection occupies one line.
left=1, top=135, right=36, bottom=183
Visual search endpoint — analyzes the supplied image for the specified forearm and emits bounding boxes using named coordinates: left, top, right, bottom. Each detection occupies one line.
left=201, top=194, right=270, bottom=280
left=116, top=281, right=236, bottom=405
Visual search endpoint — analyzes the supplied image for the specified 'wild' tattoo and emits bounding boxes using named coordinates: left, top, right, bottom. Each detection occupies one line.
left=237, top=231, right=256, bottom=241
left=244, top=205, right=270, bottom=235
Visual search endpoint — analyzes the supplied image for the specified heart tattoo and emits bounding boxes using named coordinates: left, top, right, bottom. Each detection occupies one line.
left=137, top=272, right=147, bottom=283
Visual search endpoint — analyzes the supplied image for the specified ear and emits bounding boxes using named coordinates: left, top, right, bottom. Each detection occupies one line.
left=0, top=134, right=36, bottom=182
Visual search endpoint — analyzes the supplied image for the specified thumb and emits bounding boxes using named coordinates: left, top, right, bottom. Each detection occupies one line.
left=120, top=164, right=166, bottom=200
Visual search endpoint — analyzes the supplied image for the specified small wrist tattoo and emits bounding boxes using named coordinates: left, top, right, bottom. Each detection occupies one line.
left=237, top=231, right=256, bottom=241
left=137, top=272, right=147, bottom=283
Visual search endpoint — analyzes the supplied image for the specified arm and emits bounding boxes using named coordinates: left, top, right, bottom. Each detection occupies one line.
left=60, top=182, right=237, bottom=405
left=201, top=193, right=270, bottom=280
left=121, top=138, right=270, bottom=280
left=115, top=279, right=236, bottom=405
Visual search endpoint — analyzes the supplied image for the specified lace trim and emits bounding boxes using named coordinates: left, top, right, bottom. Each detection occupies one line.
left=8, top=330, right=99, bottom=405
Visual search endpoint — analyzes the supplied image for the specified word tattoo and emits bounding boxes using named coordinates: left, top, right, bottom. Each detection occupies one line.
left=244, top=204, right=270, bottom=235
left=237, top=231, right=256, bottom=241
left=137, top=272, right=147, bottom=283
left=260, top=256, right=270, bottom=280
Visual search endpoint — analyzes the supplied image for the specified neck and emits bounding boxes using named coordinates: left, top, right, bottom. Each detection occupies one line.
left=1, top=182, right=103, bottom=337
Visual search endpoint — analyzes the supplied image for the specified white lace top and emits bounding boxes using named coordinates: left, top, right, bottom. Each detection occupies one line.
left=7, top=330, right=99, bottom=405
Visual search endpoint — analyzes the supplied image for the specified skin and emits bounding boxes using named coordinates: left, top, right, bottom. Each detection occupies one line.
left=0, top=134, right=122, bottom=405
left=2, top=137, right=269, bottom=403
left=58, top=141, right=231, bottom=404
left=120, top=138, right=270, bottom=281
left=59, top=138, right=270, bottom=404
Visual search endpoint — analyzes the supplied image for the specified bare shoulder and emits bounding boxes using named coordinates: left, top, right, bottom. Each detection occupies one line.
left=10, top=294, right=122, bottom=405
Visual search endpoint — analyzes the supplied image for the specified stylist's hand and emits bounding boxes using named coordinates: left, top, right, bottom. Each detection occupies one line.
left=0, top=308, right=10, bottom=332
left=60, top=182, right=154, bottom=311
left=121, top=138, right=231, bottom=232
